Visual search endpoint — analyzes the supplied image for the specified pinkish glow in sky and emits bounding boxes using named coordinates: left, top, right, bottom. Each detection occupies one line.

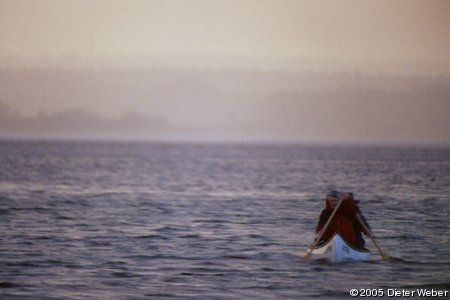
left=0, top=0, right=449, bottom=144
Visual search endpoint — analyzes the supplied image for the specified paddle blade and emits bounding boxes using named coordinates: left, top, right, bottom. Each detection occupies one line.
left=382, top=255, right=402, bottom=262
left=301, top=249, right=313, bottom=261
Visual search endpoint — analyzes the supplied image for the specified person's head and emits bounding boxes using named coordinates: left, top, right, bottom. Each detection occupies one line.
left=325, top=190, right=340, bottom=209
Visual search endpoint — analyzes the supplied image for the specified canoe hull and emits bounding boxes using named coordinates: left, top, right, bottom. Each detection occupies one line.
left=308, top=234, right=371, bottom=263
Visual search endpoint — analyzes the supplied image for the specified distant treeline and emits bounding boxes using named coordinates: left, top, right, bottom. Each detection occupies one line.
left=0, top=67, right=449, bottom=143
left=0, top=101, right=172, bottom=138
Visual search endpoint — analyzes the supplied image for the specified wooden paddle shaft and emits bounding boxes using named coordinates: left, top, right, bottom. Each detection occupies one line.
left=356, top=213, right=388, bottom=260
left=303, top=196, right=345, bottom=260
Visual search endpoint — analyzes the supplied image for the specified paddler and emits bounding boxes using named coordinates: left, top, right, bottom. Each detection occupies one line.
left=315, top=191, right=371, bottom=249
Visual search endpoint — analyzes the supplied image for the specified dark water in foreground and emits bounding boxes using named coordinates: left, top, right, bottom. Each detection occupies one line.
left=0, top=141, right=449, bottom=299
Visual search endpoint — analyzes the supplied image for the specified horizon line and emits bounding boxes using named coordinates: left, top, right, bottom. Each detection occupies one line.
left=1, top=54, right=449, bottom=77
left=1, top=134, right=449, bottom=149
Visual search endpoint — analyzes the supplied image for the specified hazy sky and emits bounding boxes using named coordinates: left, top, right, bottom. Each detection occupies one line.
left=1, top=0, right=449, bottom=72
left=1, top=0, right=449, bottom=144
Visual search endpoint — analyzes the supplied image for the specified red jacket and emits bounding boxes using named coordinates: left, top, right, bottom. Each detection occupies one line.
left=316, top=196, right=359, bottom=247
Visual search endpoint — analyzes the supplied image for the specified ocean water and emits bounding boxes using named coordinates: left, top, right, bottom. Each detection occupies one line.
left=0, top=140, right=448, bottom=299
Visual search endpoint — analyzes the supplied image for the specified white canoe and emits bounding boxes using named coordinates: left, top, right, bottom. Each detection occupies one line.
left=307, top=234, right=371, bottom=263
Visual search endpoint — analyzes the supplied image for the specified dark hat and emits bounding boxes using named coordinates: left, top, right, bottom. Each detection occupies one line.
left=327, top=190, right=341, bottom=199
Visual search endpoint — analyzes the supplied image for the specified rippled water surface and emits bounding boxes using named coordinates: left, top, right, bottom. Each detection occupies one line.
left=0, top=141, right=449, bottom=299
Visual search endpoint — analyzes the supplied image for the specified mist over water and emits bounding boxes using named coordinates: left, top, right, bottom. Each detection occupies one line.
left=0, top=141, right=449, bottom=299
left=1, top=68, right=449, bottom=145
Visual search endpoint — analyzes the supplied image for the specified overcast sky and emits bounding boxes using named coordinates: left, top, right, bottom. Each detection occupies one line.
left=0, top=0, right=449, bottom=144
left=1, top=0, right=449, bottom=72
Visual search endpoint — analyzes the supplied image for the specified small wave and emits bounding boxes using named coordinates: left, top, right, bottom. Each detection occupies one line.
left=317, top=288, right=351, bottom=299
left=0, top=208, right=11, bottom=215
left=260, top=267, right=275, bottom=272
left=110, top=271, right=139, bottom=278
left=192, top=219, right=226, bottom=224
left=246, top=233, right=266, bottom=239
left=133, top=234, right=169, bottom=240
left=180, top=268, right=227, bottom=277
left=223, top=254, right=249, bottom=260
left=31, top=189, right=45, bottom=194
left=88, top=191, right=128, bottom=199
left=8, top=261, right=39, bottom=268
left=87, top=240, right=112, bottom=247
left=178, top=234, right=202, bottom=239
left=123, top=254, right=164, bottom=260
left=0, top=281, right=20, bottom=289
left=9, top=206, right=50, bottom=212
left=34, top=235, right=52, bottom=240
left=145, top=293, right=178, bottom=298
left=155, top=226, right=178, bottom=233
left=180, top=272, right=194, bottom=276
left=394, top=258, right=448, bottom=266
left=56, top=214, right=74, bottom=220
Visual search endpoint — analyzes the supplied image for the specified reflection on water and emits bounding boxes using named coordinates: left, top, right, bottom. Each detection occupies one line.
left=0, top=141, right=449, bottom=299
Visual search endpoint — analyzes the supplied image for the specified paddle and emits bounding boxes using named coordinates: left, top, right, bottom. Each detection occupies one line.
left=356, top=213, right=397, bottom=261
left=302, top=195, right=345, bottom=261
